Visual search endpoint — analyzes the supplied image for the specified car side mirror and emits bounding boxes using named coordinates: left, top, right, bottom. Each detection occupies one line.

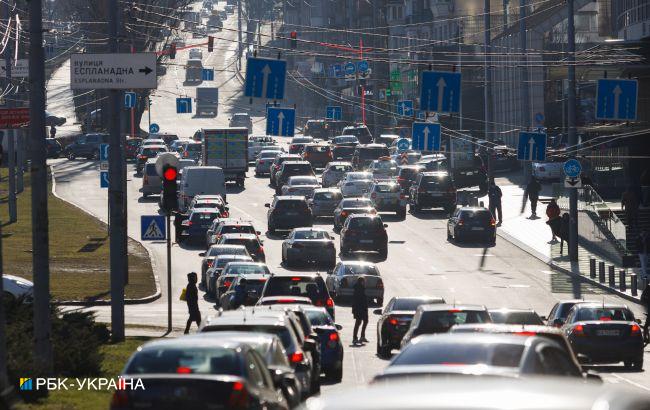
left=199, top=252, right=206, bottom=257
left=264, top=203, right=270, bottom=208
left=335, top=324, right=342, bottom=330
left=553, top=318, right=564, bottom=327
left=373, top=308, right=383, bottom=315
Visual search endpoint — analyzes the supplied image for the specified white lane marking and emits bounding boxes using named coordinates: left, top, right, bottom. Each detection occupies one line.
left=449, top=287, right=456, bottom=293
left=440, top=275, right=447, bottom=280
left=541, top=270, right=556, bottom=275
left=610, top=373, right=650, bottom=392
left=349, top=345, right=365, bottom=384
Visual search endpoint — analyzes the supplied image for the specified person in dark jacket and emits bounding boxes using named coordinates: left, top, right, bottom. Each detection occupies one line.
left=545, top=199, right=561, bottom=243
left=487, top=179, right=503, bottom=224
left=525, top=177, right=542, bottom=218
left=351, top=277, right=369, bottom=344
left=184, top=272, right=201, bottom=334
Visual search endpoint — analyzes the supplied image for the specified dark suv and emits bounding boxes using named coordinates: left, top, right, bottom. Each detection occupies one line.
left=340, top=214, right=388, bottom=259
left=396, top=165, right=423, bottom=193
left=301, top=144, right=332, bottom=169
left=342, top=125, right=372, bottom=144
left=274, top=161, right=314, bottom=194
left=269, top=154, right=301, bottom=187
left=64, top=133, right=109, bottom=160
left=408, top=171, right=457, bottom=214
left=420, top=154, right=488, bottom=195
left=266, top=196, right=313, bottom=233
left=352, top=144, right=389, bottom=170
left=303, top=120, right=328, bottom=140
left=260, top=273, right=335, bottom=319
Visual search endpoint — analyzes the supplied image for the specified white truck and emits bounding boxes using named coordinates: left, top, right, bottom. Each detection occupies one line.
left=202, top=128, right=249, bottom=186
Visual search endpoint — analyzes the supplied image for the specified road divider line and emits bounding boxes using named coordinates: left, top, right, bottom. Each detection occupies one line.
left=611, top=373, right=650, bottom=392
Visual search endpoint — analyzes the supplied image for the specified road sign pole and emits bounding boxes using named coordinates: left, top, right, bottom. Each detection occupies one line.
left=484, top=0, right=494, bottom=180
left=520, top=0, right=532, bottom=182
left=567, top=0, right=578, bottom=262
left=167, top=214, right=172, bottom=334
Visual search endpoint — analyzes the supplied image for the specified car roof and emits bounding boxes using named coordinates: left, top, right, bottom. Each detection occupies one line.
left=209, top=244, right=247, bottom=250
left=220, top=233, right=259, bottom=240
left=270, top=272, right=321, bottom=279
left=282, top=161, right=310, bottom=165
left=259, top=296, right=313, bottom=303
left=136, top=335, right=249, bottom=351
left=275, top=196, right=308, bottom=201
left=418, top=304, right=487, bottom=312
left=313, top=188, right=341, bottom=193
left=239, top=273, right=269, bottom=280
left=451, top=323, right=564, bottom=336
left=574, top=303, right=630, bottom=310
left=292, top=227, right=329, bottom=233
left=337, top=260, right=376, bottom=267
left=224, top=261, right=267, bottom=267
left=184, top=331, right=279, bottom=348
left=327, top=161, right=352, bottom=166
left=488, top=308, right=539, bottom=314
left=202, top=309, right=290, bottom=327
left=219, top=220, right=254, bottom=226
left=357, top=143, right=386, bottom=148
left=347, top=213, right=381, bottom=220
left=215, top=254, right=252, bottom=261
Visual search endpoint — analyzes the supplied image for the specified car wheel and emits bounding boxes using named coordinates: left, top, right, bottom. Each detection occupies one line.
left=67, top=151, right=76, bottom=160
left=326, top=366, right=342, bottom=382
left=268, top=225, right=275, bottom=234
left=142, top=192, right=148, bottom=198
left=377, top=340, right=391, bottom=358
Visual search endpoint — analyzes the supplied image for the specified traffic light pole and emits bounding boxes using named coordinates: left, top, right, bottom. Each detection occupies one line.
left=567, top=0, right=579, bottom=262
left=167, top=214, right=172, bottom=334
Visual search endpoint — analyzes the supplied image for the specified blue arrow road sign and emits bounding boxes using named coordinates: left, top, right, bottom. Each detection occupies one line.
left=100, top=171, right=109, bottom=188
left=357, top=60, right=369, bottom=73
left=326, top=106, right=342, bottom=120
left=344, top=62, right=356, bottom=76
left=412, top=122, right=441, bottom=151
left=141, top=215, right=166, bottom=241
left=420, top=71, right=461, bottom=113
left=563, top=159, right=582, bottom=178
left=202, top=68, right=215, bottom=81
left=397, top=100, right=413, bottom=116
left=176, top=97, right=192, bottom=114
left=124, top=92, right=136, bottom=109
left=266, top=107, right=295, bottom=137
left=244, top=57, right=287, bottom=100
left=396, top=138, right=410, bottom=153
left=332, top=64, right=343, bottom=78
left=517, top=132, right=547, bottom=161
left=596, top=78, right=638, bottom=121
left=99, top=143, right=109, bottom=161
left=149, top=123, right=159, bottom=134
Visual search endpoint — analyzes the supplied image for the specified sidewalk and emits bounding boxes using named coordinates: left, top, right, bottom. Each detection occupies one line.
left=46, top=58, right=82, bottom=138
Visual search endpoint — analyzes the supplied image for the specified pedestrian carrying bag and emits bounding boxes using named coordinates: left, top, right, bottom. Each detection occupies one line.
left=179, top=288, right=187, bottom=301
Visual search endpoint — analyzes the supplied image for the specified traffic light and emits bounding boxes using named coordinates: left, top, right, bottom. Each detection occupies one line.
left=208, top=36, right=214, bottom=52
left=290, top=31, right=297, bottom=49
left=170, top=43, right=176, bottom=59
left=161, top=164, right=178, bottom=213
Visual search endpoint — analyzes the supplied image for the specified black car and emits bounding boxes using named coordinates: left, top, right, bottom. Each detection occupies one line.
left=332, top=145, right=355, bottom=162
left=45, top=138, right=63, bottom=158
left=408, top=171, right=457, bottom=214
left=260, top=273, right=335, bottom=319
left=303, top=120, right=328, bottom=140
left=64, top=133, right=109, bottom=160
left=352, top=144, right=389, bottom=170
left=396, top=165, right=423, bottom=193
left=419, top=154, right=488, bottom=195
left=270, top=154, right=302, bottom=187
left=179, top=210, right=221, bottom=245
left=274, top=161, right=315, bottom=194
left=340, top=214, right=388, bottom=258
left=447, top=206, right=496, bottom=243
left=266, top=196, right=313, bottom=233
left=374, top=296, right=446, bottom=358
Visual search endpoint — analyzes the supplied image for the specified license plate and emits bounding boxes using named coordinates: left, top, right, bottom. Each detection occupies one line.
left=286, top=212, right=297, bottom=216
left=597, top=329, right=619, bottom=336
left=360, top=239, right=373, bottom=244
left=428, top=192, right=443, bottom=197
left=471, top=227, right=484, bottom=231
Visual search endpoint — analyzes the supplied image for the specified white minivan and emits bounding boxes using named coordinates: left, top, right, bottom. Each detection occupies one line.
left=178, top=166, right=226, bottom=212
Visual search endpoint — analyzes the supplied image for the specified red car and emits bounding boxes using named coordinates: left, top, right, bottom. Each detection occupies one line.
left=125, top=138, right=142, bottom=161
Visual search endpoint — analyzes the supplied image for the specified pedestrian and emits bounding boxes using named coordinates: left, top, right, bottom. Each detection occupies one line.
left=545, top=198, right=561, bottom=243
left=621, top=185, right=640, bottom=226
left=637, top=230, right=649, bottom=279
left=487, top=179, right=503, bottom=224
left=231, top=278, right=248, bottom=309
left=641, top=168, right=650, bottom=207
left=351, top=277, right=369, bottom=345
left=525, top=177, right=542, bottom=218
left=184, top=272, right=201, bottom=334
left=641, top=283, right=650, bottom=340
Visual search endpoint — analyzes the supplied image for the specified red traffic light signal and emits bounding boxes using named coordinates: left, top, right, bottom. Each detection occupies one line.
left=208, top=36, right=214, bottom=52
left=290, top=31, right=297, bottom=49
left=161, top=165, right=179, bottom=213
left=163, top=166, right=177, bottom=181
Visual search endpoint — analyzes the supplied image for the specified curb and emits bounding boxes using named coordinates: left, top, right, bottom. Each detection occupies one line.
left=50, top=164, right=162, bottom=306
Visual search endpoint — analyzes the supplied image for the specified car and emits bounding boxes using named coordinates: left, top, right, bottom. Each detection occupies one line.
left=187, top=195, right=228, bottom=216
left=325, top=261, right=383, bottom=304
left=340, top=214, right=388, bottom=258
left=409, top=171, right=457, bottom=214
left=45, top=138, right=63, bottom=158
left=374, top=134, right=399, bottom=147
left=266, top=196, right=313, bottom=233
left=124, top=138, right=143, bottom=161
left=141, top=160, right=162, bottom=197
left=225, top=4, right=235, bottom=13
left=375, top=333, right=584, bottom=381
left=206, top=220, right=259, bottom=247
left=352, top=143, right=390, bottom=170
left=561, top=303, right=644, bottom=369
left=303, top=120, right=329, bottom=140
left=333, top=197, right=376, bottom=230
left=532, top=161, right=564, bottom=181
left=141, top=138, right=166, bottom=148
left=260, top=273, right=335, bottom=319
left=331, top=144, right=356, bottom=162
left=338, top=171, right=373, bottom=191
left=217, top=233, right=266, bottom=262
left=488, top=308, right=545, bottom=325
left=368, top=157, right=399, bottom=180
left=281, top=228, right=336, bottom=268
left=257, top=146, right=284, bottom=160
left=179, top=210, right=221, bottom=245
left=258, top=296, right=314, bottom=307
left=269, top=154, right=302, bottom=187
left=178, top=167, right=226, bottom=212
left=249, top=137, right=279, bottom=159
left=288, top=136, right=314, bottom=154
left=400, top=304, right=491, bottom=348
left=3, top=274, right=33, bottom=302
left=219, top=273, right=269, bottom=308
left=274, top=161, right=315, bottom=194
left=222, top=261, right=271, bottom=277
left=300, top=306, right=344, bottom=381
left=206, top=254, right=254, bottom=296
left=373, top=296, right=446, bottom=358
left=396, top=164, right=424, bottom=193
left=192, top=26, right=207, bottom=38
left=115, top=336, right=288, bottom=409
left=339, top=177, right=373, bottom=198
left=308, top=188, right=343, bottom=218
left=418, top=154, right=489, bottom=195
left=199, top=244, right=250, bottom=285
left=544, top=299, right=598, bottom=327
left=364, top=181, right=407, bottom=218
left=447, top=206, right=496, bottom=243
left=321, top=162, right=353, bottom=188
left=331, top=135, right=359, bottom=147
left=156, top=133, right=179, bottom=147
left=136, top=145, right=168, bottom=173
left=64, top=133, right=109, bottom=160
left=301, top=144, right=332, bottom=168
left=228, top=113, right=252, bottom=132
left=179, top=141, right=202, bottom=161
left=280, top=175, right=320, bottom=198
left=255, top=151, right=281, bottom=176
left=342, top=124, right=372, bottom=144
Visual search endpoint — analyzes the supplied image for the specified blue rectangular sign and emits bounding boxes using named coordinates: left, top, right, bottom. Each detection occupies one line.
left=124, top=92, right=136, bottom=109
left=99, top=143, right=109, bottom=161
left=176, top=97, right=192, bottom=114
left=202, top=68, right=215, bottom=81
left=245, top=57, right=287, bottom=100
left=412, top=122, right=441, bottom=152
left=332, top=64, right=343, bottom=78
left=517, top=132, right=547, bottom=162
left=596, top=78, right=638, bottom=121
left=141, top=215, right=166, bottom=241
left=100, top=171, right=109, bottom=188
left=420, top=71, right=461, bottom=113
left=397, top=100, right=413, bottom=116
left=266, top=107, right=295, bottom=137
left=326, top=106, right=342, bottom=120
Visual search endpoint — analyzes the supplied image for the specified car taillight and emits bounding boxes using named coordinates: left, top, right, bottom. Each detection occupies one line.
left=176, top=366, right=192, bottom=374
left=457, top=220, right=464, bottom=226
left=388, top=317, right=398, bottom=326
left=303, top=152, right=310, bottom=158
left=289, top=352, right=304, bottom=363
left=572, top=324, right=585, bottom=336
left=326, top=297, right=334, bottom=307
left=222, top=211, right=229, bottom=217
left=207, top=260, right=214, bottom=267
left=259, top=246, right=264, bottom=254
left=341, top=211, right=348, bottom=217
left=490, top=218, right=496, bottom=226
left=138, top=154, right=146, bottom=160
left=631, top=324, right=641, bottom=335
left=329, top=332, right=339, bottom=341
left=228, top=381, right=249, bottom=409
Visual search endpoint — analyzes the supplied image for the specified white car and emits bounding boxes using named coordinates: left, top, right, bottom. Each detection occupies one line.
left=254, top=150, right=281, bottom=175
left=141, top=139, right=166, bottom=148
left=281, top=176, right=320, bottom=198
left=340, top=179, right=373, bottom=197
left=531, top=161, right=563, bottom=181
left=3, top=274, right=33, bottom=302
left=189, top=48, right=203, bottom=60
left=322, top=162, right=353, bottom=188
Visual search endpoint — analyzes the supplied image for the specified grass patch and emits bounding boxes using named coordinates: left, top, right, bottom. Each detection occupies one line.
left=1, top=168, right=156, bottom=301
left=16, top=337, right=150, bottom=410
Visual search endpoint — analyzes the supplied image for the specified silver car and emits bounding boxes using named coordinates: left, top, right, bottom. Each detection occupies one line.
left=309, top=188, right=343, bottom=218
left=141, top=160, right=162, bottom=197
left=281, top=176, right=320, bottom=198
left=364, top=181, right=407, bottom=218
left=325, top=260, right=383, bottom=303
left=255, top=150, right=281, bottom=175
left=322, top=162, right=353, bottom=188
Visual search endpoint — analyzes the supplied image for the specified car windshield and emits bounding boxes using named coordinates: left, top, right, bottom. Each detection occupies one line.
left=125, top=347, right=242, bottom=375
left=393, top=342, right=525, bottom=368
left=333, top=146, right=355, bottom=156
left=141, top=147, right=166, bottom=156
left=341, top=199, right=372, bottom=208
left=306, top=145, right=330, bottom=153
left=264, top=276, right=327, bottom=301
left=260, top=152, right=279, bottom=159
left=374, top=161, right=397, bottom=170
left=348, top=218, right=383, bottom=230
left=220, top=225, right=256, bottom=235
left=216, top=257, right=247, bottom=268
left=421, top=176, right=452, bottom=188
left=223, top=238, right=261, bottom=255
left=490, top=311, right=544, bottom=325
left=205, top=326, right=296, bottom=352
left=342, top=264, right=378, bottom=276
left=275, top=200, right=308, bottom=211
left=191, top=212, right=219, bottom=224
left=283, top=164, right=311, bottom=173
left=290, top=177, right=318, bottom=185
left=329, top=165, right=351, bottom=172
left=313, top=191, right=342, bottom=201
left=399, top=168, right=421, bottom=178
left=374, top=184, right=400, bottom=193
left=359, top=147, right=389, bottom=159
left=417, top=310, right=491, bottom=333
left=304, top=310, right=335, bottom=327
left=294, top=230, right=330, bottom=240
left=576, top=307, right=634, bottom=321
left=393, top=299, right=439, bottom=311
left=334, top=136, right=358, bottom=144
left=224, top=264, right=270, bottom=276
left=460, top=210, right=493, bottom=222
left=207, top=246, right=248, bottom=257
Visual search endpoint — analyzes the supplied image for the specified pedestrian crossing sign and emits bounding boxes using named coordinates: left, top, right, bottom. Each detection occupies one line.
left=141, top=215, right=166, bottom=241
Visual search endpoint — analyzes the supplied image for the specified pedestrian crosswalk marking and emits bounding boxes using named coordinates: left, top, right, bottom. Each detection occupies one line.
left=143, top=218, right=165, bottom=240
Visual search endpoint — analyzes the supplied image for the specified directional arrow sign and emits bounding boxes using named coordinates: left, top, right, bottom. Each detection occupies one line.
left=70, top=53, right=157, bottom=89
left=266, top=107, right=295, bottom=137
left=100, top=171, right=109, bottom=188
left=412, top=122, right=441, bottom=151
left=420, top=71, right=461, bottom=113
left=202, top=68, right=215, bottom=81
left=176, top=97, right=192, bottom=114
left=245, top=57, right=287, bottom=100
left=596, top=78, right=638, bottom=121
left=99, top=143, right=109, bottom=161
left=564, top=177, right=582, bottom=189
left=517, top=132, right=547, bottom=162
left=397, top=100, right=413, bottom=116
left=326, top=106, right=342, bottom=120
left=124, top=92, right=136, bottom=109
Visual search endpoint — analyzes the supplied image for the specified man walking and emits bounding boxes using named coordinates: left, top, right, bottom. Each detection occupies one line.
left=637, top=231, right=649, bottom=279
left=525, top=177, right=542, bottom=218
left=184, top=272, right=201, bottom=334
left=352, top=277, right=369, bottom=345
left=487, top=179, right=503, bottom=225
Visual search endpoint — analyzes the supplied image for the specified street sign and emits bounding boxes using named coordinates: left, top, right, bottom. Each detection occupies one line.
left=596, top=78, right=638, bottom=121
left=0, top=108, right=29, bottom=128
left=412, top=122, right=441, bottom=151
left=563, top=159, right=582, bottom=178
left=326, top=106, right=342, bottom=120
left=99, top=143, right=109, bottom=161
left=266, top=107, right=295, bottom=137
left=149, top=123, right=160, bottom=134
left=517, top=132, right=547, bottom=161
left=124, top=92, right=136, bottom=109
left=534, top=112, right=544, bottom=126
left=396, top=138, right=410, bottom=153
left=0, top=59, right=29, bottom=78
left=141, top=215, right=166, bottom=241
left=417, top=111, right=426, bottom=120
left=564, top=177, right=582, bottom=189
left=70, top=53, right=157, bottom=89
left=176, top=97, right=192, bottom=114
left=357, top=60, right=369, bottom=73
left=420, top=71, right=461, bottom=113
left=397, top=100, right=413, bottom=116
left=99, top=162, right=109, bottom=171
left=244, top=57, right=287, bottom=100
left=100, top=171, right=109, bottom=188
left=378, top=89, right=386, bottom=101
left=332, top=64, right=343, bottom=78
left=202, top=68, right=215, bottom=81
left=344, top=62, right=356, bottom=76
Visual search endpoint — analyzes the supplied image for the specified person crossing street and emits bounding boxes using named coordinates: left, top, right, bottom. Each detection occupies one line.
left=525, top=177, right=542, bottom=218
left=184, top=272, right=201, bottom=334
left=352, top=277, right=369, bottom=345
left=488, top=180, right=503, bottom=225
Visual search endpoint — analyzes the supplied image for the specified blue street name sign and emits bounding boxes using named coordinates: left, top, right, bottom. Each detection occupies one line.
left=563, top=159, right=582, bottom=178
left=149, top=123, right=160, bottom=134
left=100, top=171, right=109, bottom=188
left=517, top=132, right=547, bottom=162
left=420, top=71, right=461, bottom=113
left=266, top=107, right=295, bottom=137
left=397, top=100, right=413, bottom=116
left=202, top=68, right=215, bottom=81
left=326, top=106, right=342, bottom=120
left=124, top=92, right=136, bottom=109
left=412, top=122, right=441, bottom=151
left=244, top=57, right=287, bottom=100
left=99, top=143, right=109, bottom=161
left=141, top=215, right=166, bottom=241
left=396, top=138, right=410, bottom=153
left=176, top=97, right=192, bottom=114
left=596, top=78, right=638, bottom=121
